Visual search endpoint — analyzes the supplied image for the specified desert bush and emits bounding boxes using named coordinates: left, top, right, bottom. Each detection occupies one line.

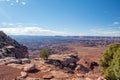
left=99, top=43, right=120, bottom=80
left=39, top=49, right=51, bottom=60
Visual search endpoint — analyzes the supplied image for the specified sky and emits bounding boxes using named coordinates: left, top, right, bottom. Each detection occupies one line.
left=0, top=0, right=120, bottom=36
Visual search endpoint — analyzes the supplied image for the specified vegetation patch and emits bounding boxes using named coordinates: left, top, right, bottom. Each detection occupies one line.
left=99, top=43, right=120, bottom=80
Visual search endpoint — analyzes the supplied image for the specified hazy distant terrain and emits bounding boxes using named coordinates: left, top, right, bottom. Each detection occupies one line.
left=11, top=35, right=120, bottom=51
left=11, top=35, right=120, bottom=58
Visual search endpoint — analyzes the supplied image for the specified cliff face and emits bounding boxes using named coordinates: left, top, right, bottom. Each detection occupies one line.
left=0, top=31, right=28, bottom=58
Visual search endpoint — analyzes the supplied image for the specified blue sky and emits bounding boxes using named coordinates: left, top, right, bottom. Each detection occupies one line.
left=0, top=0, right=120, bottom=36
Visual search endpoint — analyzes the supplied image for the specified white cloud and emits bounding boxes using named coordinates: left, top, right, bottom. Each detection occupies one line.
left=0, top=27, right=68, bottom=36
left=90, top=29, right=120, bottom=36
left=16, top=0, right=19, bottom=3
left=0, top=22, right=31, bottom=27
left=1, top=22, right=16, bottom=26
left=9, top=23, right=14, bottom=26
left=10, top=3, right=14, bottom=5
left=113, top=22, right=119, bottom=25
left=0, top=0, right=27, bottom=6
left=21, top=1, right=26, bottom=5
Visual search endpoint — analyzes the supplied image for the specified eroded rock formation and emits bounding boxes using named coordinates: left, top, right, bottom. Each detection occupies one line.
left=0, top=31, right=28, bottom=58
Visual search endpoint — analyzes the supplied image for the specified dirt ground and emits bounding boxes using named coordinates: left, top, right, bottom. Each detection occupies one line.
left=0, top=65, right=21, bottom=80
left=67, top=44, right=107, bottom=61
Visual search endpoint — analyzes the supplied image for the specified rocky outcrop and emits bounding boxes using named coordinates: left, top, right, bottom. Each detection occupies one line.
left=21, top=58, right=31, bottom=64
left=45, top=54, right=99, bottom=74
left=75, top=64, right=89, bottom=73
left=0, top=31, right=28, bottom=58
left=0, top=57, right=36, bottom=72
left=45, top=54, right=78, bottom=73
left=0, top=57, right=21, bottom=65
left=23, top=64, right=35, bottom=72
left=77, top=57, right=99, bottom=71
left=0, top=57, right=101, bottom=80
left=20, top=71, right=28, bottom=78
left=0, top=57, right=37, bottom=79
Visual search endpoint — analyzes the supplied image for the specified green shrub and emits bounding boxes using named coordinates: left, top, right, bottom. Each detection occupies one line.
left=99, top=43, right=120, bottom=80
left=39, top=49, right=51, bottom=60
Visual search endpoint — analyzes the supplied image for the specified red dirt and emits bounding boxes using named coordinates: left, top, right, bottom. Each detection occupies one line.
left=0, top=65, right=21, bottom=80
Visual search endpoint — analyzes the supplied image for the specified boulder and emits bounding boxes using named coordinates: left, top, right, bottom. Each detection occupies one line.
left=90, top=62, right=99, bottom=70
left=77, top=57, right=99, bottom=70
left=7, top=63, right=24, bottom=70
left=45, top=59, right=61, bottom=67
left=68, top=62, right=76, bottom=69
left=75, top=64, right=89, bottom=73
left=62, top=57, right=78, bottom=66
left=20, top=71, right=28, bottom=78
left=21, top=58, right=31, bottom=64
left=46, top=54, right=78, bottom=72
left=23, top=64, right=35, bottom=72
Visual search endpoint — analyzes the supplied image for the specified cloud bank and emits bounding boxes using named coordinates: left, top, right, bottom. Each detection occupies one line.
left=90, top=28, right=120, bottom=36
left=0, top=22, right=120, bottom=36
left=0, top=0, right=27, bottom=6
left=0, top=27, right=67, bottom=36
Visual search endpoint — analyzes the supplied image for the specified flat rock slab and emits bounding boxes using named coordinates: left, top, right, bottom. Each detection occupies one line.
left=50, top=70, right=70, bottom=79
left=24, top=64, right=35, bottom=72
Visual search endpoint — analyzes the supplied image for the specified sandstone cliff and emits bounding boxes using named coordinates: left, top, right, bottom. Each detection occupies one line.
left=0, top=31, right=28, bottom=58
